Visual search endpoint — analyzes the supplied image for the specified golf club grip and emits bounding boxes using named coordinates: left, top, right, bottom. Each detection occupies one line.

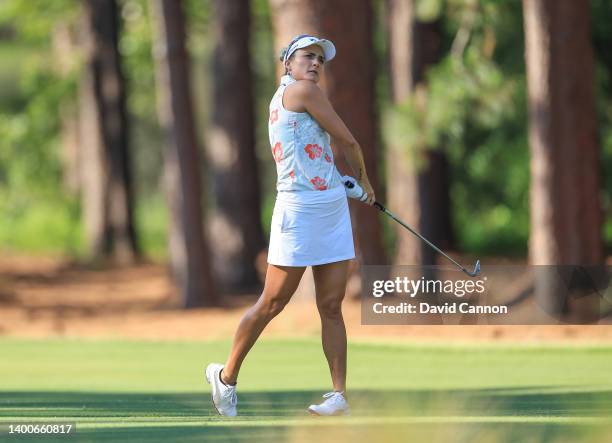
left=373, top=201, right=386, bottom=212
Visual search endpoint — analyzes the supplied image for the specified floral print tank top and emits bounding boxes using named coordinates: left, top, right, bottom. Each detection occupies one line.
left=268, top=75, right=342, bottom=192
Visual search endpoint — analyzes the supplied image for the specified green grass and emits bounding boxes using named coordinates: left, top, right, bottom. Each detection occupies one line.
left=1, top=338, right=611, bottom=442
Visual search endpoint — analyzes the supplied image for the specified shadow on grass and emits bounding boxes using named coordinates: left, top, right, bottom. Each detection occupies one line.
left=1, top=388, right=612, bottom=442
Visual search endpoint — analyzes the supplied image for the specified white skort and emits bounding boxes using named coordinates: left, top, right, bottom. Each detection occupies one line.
left=267, top=186, right=355, bottom=267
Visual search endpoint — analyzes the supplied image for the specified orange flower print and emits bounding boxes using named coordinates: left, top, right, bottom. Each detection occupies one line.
left=272, top=142, right=283, bottom=162
left=304, top=144, right=314, bottom=159
left=289, top=170, right=296, bottom=181
left=269, top=109, right=278, bottom=124
left=324, top=153, right=332, bottom=163
left=304, top=143, right=323, bottom=160
left=310, top=176, right=327, bottom=191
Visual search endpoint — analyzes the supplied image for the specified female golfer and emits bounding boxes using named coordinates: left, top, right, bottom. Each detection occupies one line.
left=206, top=34, right=375, bottom=417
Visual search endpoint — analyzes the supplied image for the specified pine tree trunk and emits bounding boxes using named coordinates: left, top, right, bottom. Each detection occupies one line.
left=80, top=0, right=139, bottom=264
left=150, top=0, right=218, bottom=308
left=387, top=0, right=451, bottom=267
left=523, top=0, right=602, bottom=317
left=52, top=22, right=81, bottom=195
left=523, top=0, right=602, bottom=265
left=209, top=0, right=265, bottom=292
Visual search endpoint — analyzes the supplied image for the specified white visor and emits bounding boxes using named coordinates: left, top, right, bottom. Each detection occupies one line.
left=284, top=35, right=336, bottom=63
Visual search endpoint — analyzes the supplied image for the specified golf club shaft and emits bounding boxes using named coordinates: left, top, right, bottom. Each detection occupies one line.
left=373, top=201, right=472, bottom=275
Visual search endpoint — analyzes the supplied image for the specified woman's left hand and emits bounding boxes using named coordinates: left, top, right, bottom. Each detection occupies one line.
left=360, top=178, right=375, bottom=206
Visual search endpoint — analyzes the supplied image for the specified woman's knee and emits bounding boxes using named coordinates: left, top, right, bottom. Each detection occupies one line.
left=317, top=296, right=343, bottom=319
left=257, top=294, right=290, bottom=319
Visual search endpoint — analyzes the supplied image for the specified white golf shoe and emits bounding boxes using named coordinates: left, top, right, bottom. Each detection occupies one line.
left=308, top=391, right=350, bottom=416
left=205, top=363, right=237, bottom=417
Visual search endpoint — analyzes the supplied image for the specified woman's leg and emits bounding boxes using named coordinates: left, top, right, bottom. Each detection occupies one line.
left=222, top=264, right=306, bottom=384
left=312, top=260, right=350, bottom=392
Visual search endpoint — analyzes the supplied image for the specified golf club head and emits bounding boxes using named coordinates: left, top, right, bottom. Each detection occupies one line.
left=467, top=260, right=481, bottom=277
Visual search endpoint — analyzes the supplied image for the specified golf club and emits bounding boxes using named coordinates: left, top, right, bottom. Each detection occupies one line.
left=344, top=180, right=481, bottom=277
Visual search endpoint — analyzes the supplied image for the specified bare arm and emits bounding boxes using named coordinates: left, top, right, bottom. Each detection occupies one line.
left=285, top=81, right=375, bottom=204
left=330, top=136, right=351, bottom=175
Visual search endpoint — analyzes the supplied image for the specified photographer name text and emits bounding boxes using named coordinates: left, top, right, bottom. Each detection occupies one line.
left=372, top=301, right=507, bottom=315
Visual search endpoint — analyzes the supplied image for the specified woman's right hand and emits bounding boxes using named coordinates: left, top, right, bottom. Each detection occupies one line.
left=360, top=177, right=375, bottom=206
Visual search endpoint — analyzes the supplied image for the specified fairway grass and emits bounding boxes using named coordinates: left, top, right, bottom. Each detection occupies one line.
left=1, top=338, right=611, bottom=442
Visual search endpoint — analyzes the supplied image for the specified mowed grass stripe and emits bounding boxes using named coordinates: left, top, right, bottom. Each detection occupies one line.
left=1, top=338, right=612, bottom=392
left=1, top=416, right=612, bottom=427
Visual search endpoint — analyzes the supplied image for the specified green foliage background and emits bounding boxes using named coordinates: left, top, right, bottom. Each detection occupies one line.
left=0, top=0, right=610, bottom=258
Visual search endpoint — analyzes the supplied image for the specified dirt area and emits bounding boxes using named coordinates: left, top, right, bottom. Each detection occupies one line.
left=1, top=254, right=611, bottom=343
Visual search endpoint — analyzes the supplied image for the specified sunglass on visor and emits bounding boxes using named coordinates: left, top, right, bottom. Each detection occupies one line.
left=284, top=34, right=318, bottom=62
